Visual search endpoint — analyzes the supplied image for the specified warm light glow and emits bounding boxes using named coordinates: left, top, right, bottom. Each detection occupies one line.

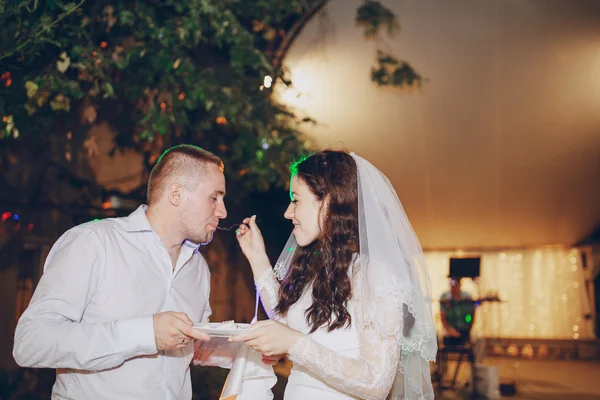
left=263, top=75, right=272, bottom=88
left=275, top=65, right=318, bottom=109
left=216, top=116, right=228, bottom=125
left=425, top=248, right=592, bottom=339
left=522, top=344, right=534, bottom=359
left=178, top=93, right=185, bottom=100
left=100, top=41, right=108, bottom=48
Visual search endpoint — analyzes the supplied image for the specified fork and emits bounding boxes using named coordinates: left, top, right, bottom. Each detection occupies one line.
left=215, top=219, right=262, bottom=232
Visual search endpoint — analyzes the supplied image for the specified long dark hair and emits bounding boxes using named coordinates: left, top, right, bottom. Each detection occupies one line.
left=275, top=150, right=359, bottom=333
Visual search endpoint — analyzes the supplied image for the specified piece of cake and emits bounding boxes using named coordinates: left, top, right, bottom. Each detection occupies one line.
left=219, top=320, right=236, bottom=329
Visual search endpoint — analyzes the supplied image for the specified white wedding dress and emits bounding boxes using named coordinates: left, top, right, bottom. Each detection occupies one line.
left=256, top=264, right=401, bottom=400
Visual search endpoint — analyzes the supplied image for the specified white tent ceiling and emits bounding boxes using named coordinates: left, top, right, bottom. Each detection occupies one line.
left=281, top=0, right=600, bottom=250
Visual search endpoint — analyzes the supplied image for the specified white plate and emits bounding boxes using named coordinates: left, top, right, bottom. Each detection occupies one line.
left=193, top=322, right=254, bottom=337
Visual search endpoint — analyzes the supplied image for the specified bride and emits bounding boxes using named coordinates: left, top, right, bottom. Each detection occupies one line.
left=231, top=150, right=437, bottom=399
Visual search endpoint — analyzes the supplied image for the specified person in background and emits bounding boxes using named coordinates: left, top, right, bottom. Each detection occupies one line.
left=440, top=276, right=475, bottom=345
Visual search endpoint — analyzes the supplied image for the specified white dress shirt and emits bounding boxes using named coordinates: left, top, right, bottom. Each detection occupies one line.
left=13, top=205, right=238, bottom=399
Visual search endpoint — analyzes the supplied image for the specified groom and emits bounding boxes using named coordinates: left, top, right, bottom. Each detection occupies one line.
left=13, top=145, right=277, bottom=399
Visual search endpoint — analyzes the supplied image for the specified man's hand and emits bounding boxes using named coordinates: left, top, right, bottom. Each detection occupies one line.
left=153, top=311, right=210, bottom=351
left=261, top=354, right=284, bottom=366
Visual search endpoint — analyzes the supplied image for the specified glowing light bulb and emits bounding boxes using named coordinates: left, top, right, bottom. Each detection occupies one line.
left=263, top=75, right=272, bottom=88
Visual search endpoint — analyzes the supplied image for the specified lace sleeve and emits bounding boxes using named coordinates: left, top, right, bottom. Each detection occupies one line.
left=255, top=268, right=286, bottom=323
left=287, top=322, right=400, bottom=400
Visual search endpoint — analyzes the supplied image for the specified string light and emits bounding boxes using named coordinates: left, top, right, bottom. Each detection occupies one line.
left=160, top=102, right=167, bottom=109
left=263, top=75, right=272, bottom=88
left=1, top=211, right=35, bottom=232
left=216, top=116, right=227, bottom=125
left=100, top=41, right=108, bottom=48
left=522, top=344, right=534, bottom=359
left=178, top=93, right=185, bottom=100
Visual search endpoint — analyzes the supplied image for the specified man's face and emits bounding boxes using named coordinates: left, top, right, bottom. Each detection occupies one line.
left=450, top=278, right=462, bottom=295
left=179, top=163, right=227, bottom=244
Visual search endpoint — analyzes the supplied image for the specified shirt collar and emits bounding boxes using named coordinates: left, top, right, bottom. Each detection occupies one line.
left=124, top=205, right=154, bottom=232
left=125, top=204, right=202, bottom=250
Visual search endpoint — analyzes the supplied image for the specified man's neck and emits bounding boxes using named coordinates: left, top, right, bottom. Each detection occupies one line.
left=146, top=205, right=184, bottom=270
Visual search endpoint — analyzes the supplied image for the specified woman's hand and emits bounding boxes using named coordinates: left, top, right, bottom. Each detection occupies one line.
left=229, top=320, right=303, bottom=357
left=236, top=215, right=268, bottom=267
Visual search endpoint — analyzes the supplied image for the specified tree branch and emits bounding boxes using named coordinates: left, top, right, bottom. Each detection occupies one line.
left=0, top=0, right=88, bottom=62
left=271, top=0, right=329, bottom=69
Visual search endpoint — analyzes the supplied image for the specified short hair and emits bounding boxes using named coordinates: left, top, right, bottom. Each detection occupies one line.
left=147, top=145, right=224, bottom=205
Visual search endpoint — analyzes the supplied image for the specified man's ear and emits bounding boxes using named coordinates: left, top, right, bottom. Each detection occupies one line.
left=167, top=182, right=183, bottom=206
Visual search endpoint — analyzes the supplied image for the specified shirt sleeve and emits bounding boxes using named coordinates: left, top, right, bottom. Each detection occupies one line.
left=13, top=227, right=157, bottom=372
left=439, top=292, right=449, bottom=314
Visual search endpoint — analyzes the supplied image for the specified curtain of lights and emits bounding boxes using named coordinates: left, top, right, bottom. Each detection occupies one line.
left=425, top=247, right=594, bottom=339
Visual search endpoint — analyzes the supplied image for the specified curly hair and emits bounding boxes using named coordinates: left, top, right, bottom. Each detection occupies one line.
left=275, top=150, right=359, bottom=333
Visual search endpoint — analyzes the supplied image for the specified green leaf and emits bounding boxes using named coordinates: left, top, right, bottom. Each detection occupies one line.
left=45, top=0, right=57, bottom=10
left=25, top=81, right=39, bottom=98
left=63, top=2, right=76, bottom=12
left=102, top=82, right=115, bottom=99
left=119, top=10, right=135, bottom=26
